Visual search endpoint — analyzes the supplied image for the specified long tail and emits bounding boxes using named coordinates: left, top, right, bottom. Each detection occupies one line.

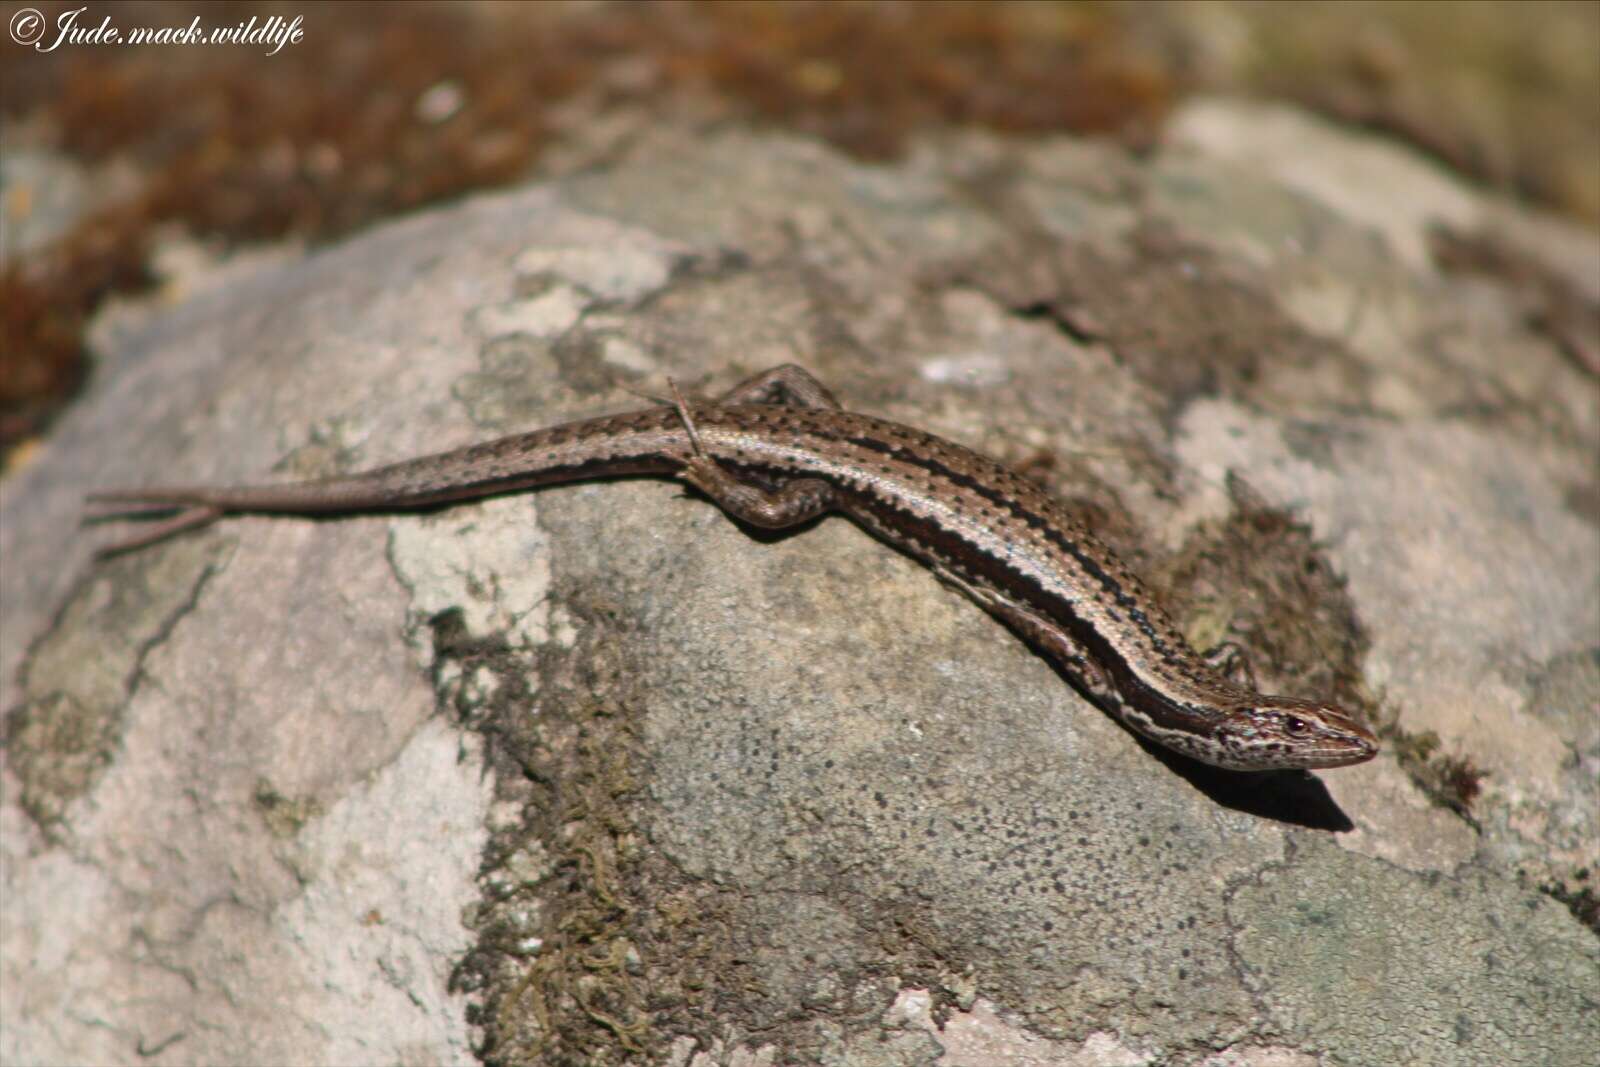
left=84, top=406, right=691, bottom=554
left=83, top=477, right=456, bottom=555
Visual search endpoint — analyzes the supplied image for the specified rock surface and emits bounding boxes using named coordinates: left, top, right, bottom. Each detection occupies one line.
left=3, top=101, right=1596, bottom=1066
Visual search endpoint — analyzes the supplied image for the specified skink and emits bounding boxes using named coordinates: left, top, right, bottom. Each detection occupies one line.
left=90, top=364, right=1378, bottom=771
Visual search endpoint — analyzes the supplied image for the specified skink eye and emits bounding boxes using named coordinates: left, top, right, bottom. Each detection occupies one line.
left=1285, top=716, right=1310, bottom=735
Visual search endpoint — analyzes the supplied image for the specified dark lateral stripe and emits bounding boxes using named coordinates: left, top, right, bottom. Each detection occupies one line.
left=829, top=431, right=1177, bottom=657
left=799, top=477, right=1218, bottom=735
left=834, top=478, right=1130, bottom=661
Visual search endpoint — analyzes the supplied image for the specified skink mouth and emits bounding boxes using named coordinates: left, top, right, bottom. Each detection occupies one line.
left=1297, top=725, right=1381, bottom=768
left=1306, top=741, right=1380, bottom=769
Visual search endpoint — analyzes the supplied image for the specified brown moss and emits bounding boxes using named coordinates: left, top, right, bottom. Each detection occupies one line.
left=0, top=210, right=151, bottom=448
left=677, top=2, right=1169, bottom=158
left=1538, top=867, right=1599, bottom=938
left=1378, top=722, right=1488, bottom=822
left=444, top=594, right=659, bottom=1066
left=1154, top=472, right=1377, bottom=723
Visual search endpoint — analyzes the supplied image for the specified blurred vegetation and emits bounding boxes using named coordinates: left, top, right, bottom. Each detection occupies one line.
left=2, top=0, right=1595, bottom=456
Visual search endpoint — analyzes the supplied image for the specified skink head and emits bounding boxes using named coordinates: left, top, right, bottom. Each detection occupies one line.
left=1211, top=697, right=1379, bottom=771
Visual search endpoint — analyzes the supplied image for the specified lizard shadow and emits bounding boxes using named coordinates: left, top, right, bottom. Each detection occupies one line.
left=1029, top=647, right=1357, bottom=830
left=1122, top=726, right=1356, bottom=831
